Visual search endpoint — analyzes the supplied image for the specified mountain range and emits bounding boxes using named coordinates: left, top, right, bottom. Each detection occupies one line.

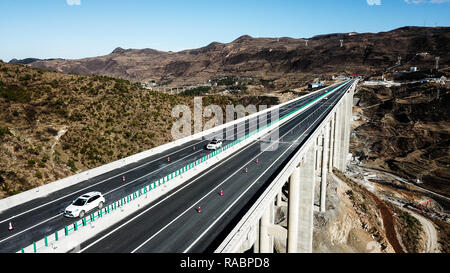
left=12, top=26, right=450, bottom=89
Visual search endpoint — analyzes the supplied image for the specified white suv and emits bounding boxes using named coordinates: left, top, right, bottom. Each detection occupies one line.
left=64, top=192, right=105, bottom=218
left=206, top=138, right=222, bottom=150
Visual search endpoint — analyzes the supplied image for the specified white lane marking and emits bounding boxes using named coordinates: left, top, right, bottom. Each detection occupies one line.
left=0, top=89, right=322, bottom=225
left=0, top=86, right=336, bottom=249
left=78, top=135, right=258, bottom=253
left=0, top=139, right=208, bottom=224
left=130, top=88, right=344, bottom=253
left=0, top=147, right=206, bottom=245
left=183, top=87, right=344, bottom=252
left=0, top=214, right=60, bottom=244
left=79, top=87, right=338, bottom=253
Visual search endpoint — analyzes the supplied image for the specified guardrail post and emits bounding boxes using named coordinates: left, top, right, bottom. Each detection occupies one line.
left=74, top=221, right=78, bottom=231
left=83, top=216, right=87, bottom=226
left=21, top=248, right=24, bottom=253
left=64, top=225, right=68, bottom=236
left=45, top=236, right=48, bottom=247
left=55, top=230, right=58, bottom=241
left=33, top=242, right=37, bottom=253
left=100, top=209, right=103, bottom=217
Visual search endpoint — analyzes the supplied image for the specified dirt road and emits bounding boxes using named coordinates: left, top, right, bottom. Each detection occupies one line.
left=400, top=207, right=440, bottom=253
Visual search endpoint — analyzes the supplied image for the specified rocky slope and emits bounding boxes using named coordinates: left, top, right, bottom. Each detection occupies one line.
left=351, top=81, right=450, bottom=199
left=22, top=27, right=450, bottom=90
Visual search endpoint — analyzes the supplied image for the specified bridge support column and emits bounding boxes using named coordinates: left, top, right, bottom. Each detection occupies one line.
left=297, top=144, right=316, bottom=252
left=287, top=166, right=300, bottom=253
left=339, top=92, right=350, bottom=171
left=342, top=88, right=354, bottom=171
left=253, top=223, right=260, bottom=253
left=320, top=122, right=330, bottom=212
left=333, top=105, right=343, bottom=171
left=328, top=116, right=335, bottom=173
left=259, top=203, right=274, bottom=253
left=315, top=136, right=322, bottom=171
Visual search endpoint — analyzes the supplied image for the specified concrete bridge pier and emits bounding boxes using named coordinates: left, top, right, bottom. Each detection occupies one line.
left=287, top=166, right=300, bottom=253
left=328, top=115, right=335, bottom=173
left=285, top=144, right=317, bottom=253
left=297, top=144, right=316, bottom=252
left=320, top=122, right=330, bottom=212
left=242, top=85, right=357, bottom=254
left=333, top=105, right=343, bottom=171
left=259, top=202, right=274, bottom=253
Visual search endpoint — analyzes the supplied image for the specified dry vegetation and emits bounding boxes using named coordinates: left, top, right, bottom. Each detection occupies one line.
left=0, top=62, right=277, bottom=199
left=27, top=27, right=449, bottom=91
left=351, top=82, right=450, bottom=198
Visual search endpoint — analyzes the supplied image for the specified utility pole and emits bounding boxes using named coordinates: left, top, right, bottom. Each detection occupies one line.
left=435, top=56, right=440, bottom=71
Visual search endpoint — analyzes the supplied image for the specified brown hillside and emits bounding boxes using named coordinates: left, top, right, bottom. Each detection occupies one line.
left=27, top=27, right=450, bottom=89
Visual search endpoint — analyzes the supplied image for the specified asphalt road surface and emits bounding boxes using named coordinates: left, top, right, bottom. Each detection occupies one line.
left=0, top=80, right=352, bottom=252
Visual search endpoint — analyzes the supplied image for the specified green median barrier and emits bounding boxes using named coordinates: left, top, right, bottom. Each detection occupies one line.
left=55, top=230, right=59, bottom=241
left=45, top=236, right=48, bottom=247
left=33, top=242, right=37, bottom=253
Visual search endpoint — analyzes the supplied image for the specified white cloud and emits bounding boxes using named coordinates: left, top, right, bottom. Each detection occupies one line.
left=66, top=0, right=81, bottom=6
left=367, top=0, right=382, bottom=5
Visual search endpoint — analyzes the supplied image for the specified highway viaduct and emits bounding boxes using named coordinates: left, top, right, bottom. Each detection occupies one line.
left=0, top=79, right=357, bottom=253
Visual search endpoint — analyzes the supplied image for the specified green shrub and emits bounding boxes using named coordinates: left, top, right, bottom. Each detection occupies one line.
left=0, top=85, right=31, bottom=103
left=0, top=126, right=11, bottom=139
left=27, top=159, right=36, bottom=167
left=35, top=171, right=43, bottom=179
left=67, top=159, right=77, bottom=172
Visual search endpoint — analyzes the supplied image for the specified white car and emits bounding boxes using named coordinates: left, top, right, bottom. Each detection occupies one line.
left=206, top=138, right=223, bottom=150
left=64, top=192, right=105, bottom=218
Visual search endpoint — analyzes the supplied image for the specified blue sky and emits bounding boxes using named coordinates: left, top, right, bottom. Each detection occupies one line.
left=0, top=0, right=449, bottom=62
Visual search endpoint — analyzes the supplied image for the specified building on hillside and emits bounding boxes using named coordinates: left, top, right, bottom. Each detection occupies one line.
left=308, top=82, right=322, bottom=89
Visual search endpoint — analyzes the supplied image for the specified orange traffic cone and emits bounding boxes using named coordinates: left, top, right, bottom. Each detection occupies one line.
left=122, top=176, right=125, bottom=182
left=8, top=222, right=13, bottom=231
left=197, top=206, right=202, bottom=213
left=168, top=157, right=170, bottom=162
